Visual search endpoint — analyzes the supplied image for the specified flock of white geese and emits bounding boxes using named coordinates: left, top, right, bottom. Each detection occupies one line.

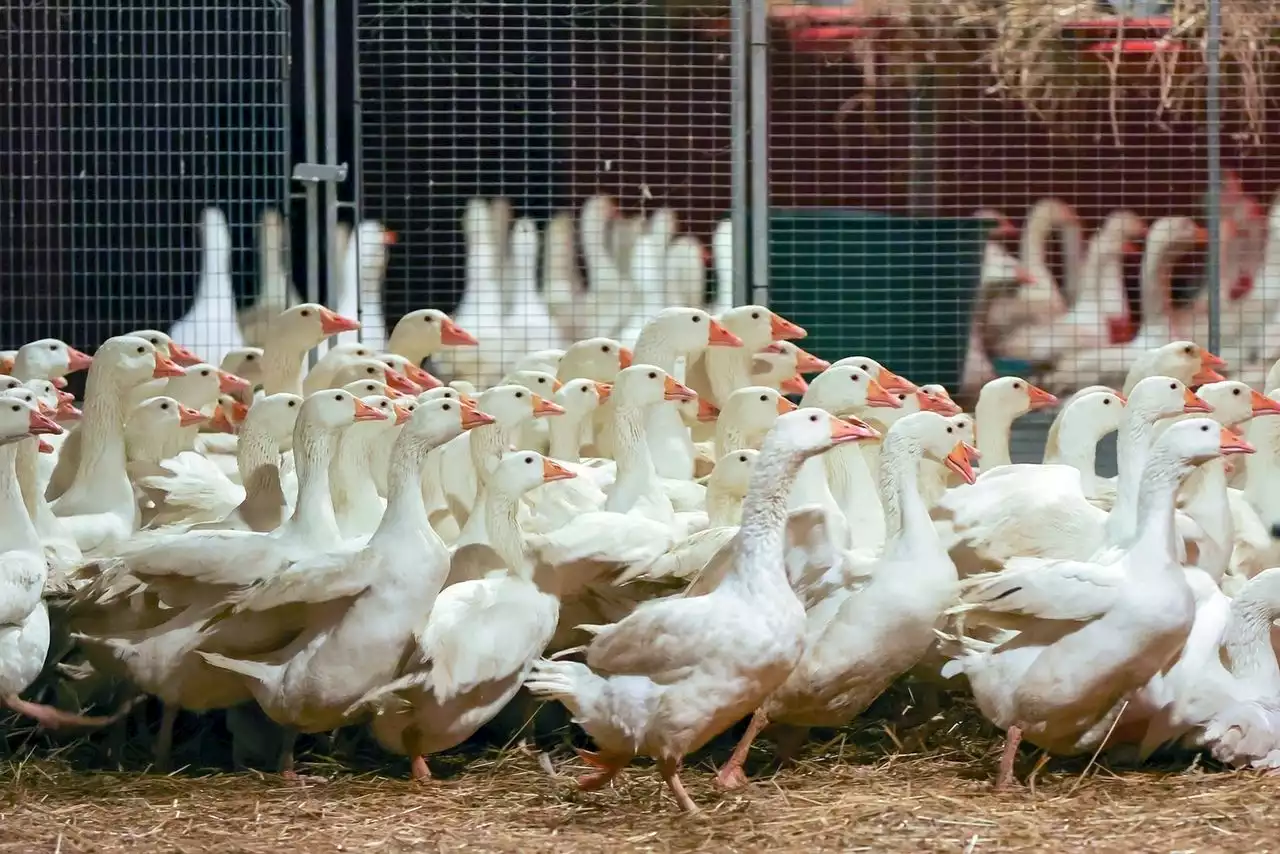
left=5, top=244, right=1280, bottom=814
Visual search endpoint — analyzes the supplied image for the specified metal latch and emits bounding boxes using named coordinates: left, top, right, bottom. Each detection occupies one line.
left=292, top=163, right=349, bottom=183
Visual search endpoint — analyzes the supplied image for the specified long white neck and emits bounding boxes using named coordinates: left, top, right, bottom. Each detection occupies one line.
left=236, top=422, right=282, bottom=483
left=371, top=431, right=442, bottom=554
left=633, top=329, right=680, bottom=373
left=1223, top=573, right=1280, bottom=693
left=707, top=487, right=745, bottom=528
left=716, top=419, right=756, bottom=457
left=1178, top=459, right=1234, bottom=582
left=1053, top=416, right=1105, bottom=492
left=470, top=420, right=520, bottom=489
left=14, top=439, right=58, bottom=543
left=483, top=486, right=532, bottom=580
left=548, top=409, right=590, bottom=462
left=719, top=438, right=806, bottom=599
left=1124, top=449, right=1190, bottom=562
left=1106, top=409, right=1160, bottom=545
left=261, top=341, right=310, bottom=396
left=387, top=325, right=437, bottom=366
left=0, top=443, right=40, bottom=552
left=330, top=425, right=385, bottom=530
left=705, top=349, right=751, bottom=408
left=607, top=402, right=662, bottom=513
left=877, top=434, right=932, bottom=553
left=974, top=400, right=1016, bottom=470
left=67, top=363, right=132, bottom=503
left=284, top=422, right=340, bottom=543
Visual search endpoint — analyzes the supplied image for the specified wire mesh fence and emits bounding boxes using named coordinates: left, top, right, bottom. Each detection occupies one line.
left=0, top=1, right=292, bottom=376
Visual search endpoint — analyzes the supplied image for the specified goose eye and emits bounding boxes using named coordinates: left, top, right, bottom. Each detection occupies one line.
left=692, top=315, right=701, bottom=322
left=581, top=386, right=589, bottom=393
left=525, top=456, right=533, bottom=464
left=442, top=403, right=451, bottom=411
left=1184, top=345, right=1194, bottom=354
left=423, top=316, right=433, bottom=323
left=601, top=345, right=610, bottom=353
left=946, top=426, right=953, bottom=433
left=1012, top=382, right=1022, bottom=390
left=515, top=391, right=524, bottom=399
left=898, top=394, right=907, bottom=401
left=301, top=310, right=311, bottom=317
left=1103, top=398, right=1111, bottom=405
left=1202, top=424, right=1210, bottom=431
left=1233, top=388, right=1242, bottom=396
left=201, top=370, right=210, bottom=377
left=160, top=402, right=169, bottom=410
left=538, top=377, right=546, bottom=384
left=1170, top=382, right=1178, bottom=390
left=49, top=343, right=57, bottom=351
left=751, top=311, right=760, bottom=320
left=137, top=346, right=146, bottom=354
left=245, top=354, right=256, bottom=361
left=760, top=395, right=768, bottom=402
left=648, top=372, right=657, bottom=379
left=850, top=375, right=859, bottom=382
left=288, top=400, right=297, bottom=407
left=809, top=414, right=818, bottom=422
left=334, top=394, right=343, bottom=401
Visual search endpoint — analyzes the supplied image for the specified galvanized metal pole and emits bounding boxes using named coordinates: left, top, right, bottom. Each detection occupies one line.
left=730, top=0, right=749, bottom=309
left=907, top=66, right=938, bottom=216
left=302, top=0, right=320, bottom=366
left=748, top=0, right=769, bottom=307
left=323, top=0, right=341, bottom=342
left=1205, top=0, right=1223, bottom=355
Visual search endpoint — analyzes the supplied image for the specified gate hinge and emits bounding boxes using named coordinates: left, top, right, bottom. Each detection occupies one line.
left=292, top=162, right=349, bottom=184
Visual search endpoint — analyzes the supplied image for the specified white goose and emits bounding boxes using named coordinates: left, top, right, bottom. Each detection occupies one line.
left=168, top=207, right=245, bottom=370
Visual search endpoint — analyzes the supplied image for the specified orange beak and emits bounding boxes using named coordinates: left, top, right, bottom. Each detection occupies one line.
left=776, top=395, right=798, bottom=414
left=992, top=220, right=1020, bottom=239
left=945, top=441, right=981, bottom=485
left=209, top=408, right=235, bottom=434
left=0, top=356, right=12, bottom=374
left=1249, top=389, right=1280, bottom=416
left=1122, top=240, right=1144, bottom=255
left=36, top=400, right=56, bottom=417
left=178, top=404, right=208, bottom=427
left=352, top=396, right=388, bottom=422
left=1201, top=349, right=1228, bottom=370
left=1015, top=267, right=1038, bottom=286
left=383, top=368, right=419, bottom=395
left=56, top=390, right=74, bottom=405
left=781, top=374, right=808, bottom=396
left=319, top=307, right=361, bottom=335
left=830, top=416, right=880, bottom=444
left=919, top=390, right=962, bottom=416
left=440, top=317, right=478, bottom=346
left=37, top=438, right=54, bottom=454
left=152, top=354, right=186, bottom=379
left=531, top=394, right=566, bottom=417
left=1182, top=387, right=1214, bottom=414
left=52, top=376, right=67, bottom=389
left=383, top=230, right=398, bottom=245
left=392, top=404, right=413, bottom=426
left=696, top=397, right=720, bottom=423
left=382, top=385, right=407, bottom=400
left=663, top=374, right=697, bottom=403
left=27, top=409, right=62, bottom=436
left=66, top=347, right=93, bottom=373
left=541, top=457, right=578, bottom=483
left=865, top=378, right=902, bottom=409
left=217, top=370, right=251, bottom=394
left=794, top=347, right=830, bottom=374
left=707, top=318, right=744, bottom=348
left=618, top=347, right=634, bottom=369
left=407, top=364, right=442, bottom=390
left=1193, top=224, right=1211, bottom=245
left=231, top=400, right=250, bottom=422
left=876, top=367, right=918, bottom=394
left=550, top=378, right=564, bottom=392
left=594, top=382, right=613, bottom=404
left=769, top=313, right=807, bottom=341
left=1026, top=384, right=1059, bottom=410
left=168, top=342, right=202, bottom=367
left=1219, top=426, right=1255, bottom=456
left=56, top=401, right=82, bottom=421
left=457, top=393, right=478, bottom=409
left=461, top=406, right=495, bottom=430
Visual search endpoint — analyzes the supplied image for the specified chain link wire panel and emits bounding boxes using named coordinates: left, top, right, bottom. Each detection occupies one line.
left=0, top=1, right=292, bottom=378
left=766, top=5, right=1278, bottom=466
left=356, top=0, right=731, bottom=387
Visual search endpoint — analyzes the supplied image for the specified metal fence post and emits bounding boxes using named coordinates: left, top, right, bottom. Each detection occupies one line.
left=323, top=0, right=340, bottom=343
left=1206, top=0, right=1223, bottom=355
left=730, top=0, right=749, bottom=310
left=302, top=0, right=321, bottom=366
left=748, top=0, right=769, bottom=308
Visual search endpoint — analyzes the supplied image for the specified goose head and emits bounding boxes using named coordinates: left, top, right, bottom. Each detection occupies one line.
left=973, top=208, right=1020, bottom=240
left=130, top=396, right=208, bottom=437
left=867, top=385, right=962, bottom=430
left=976, top=376, right=1057, bottom=420
left=706, top=448, right=759, bottom=500
left=490, top=450, right=577, bottom=499
left=1147, top=341, right=1227, bottom=388
left=352, top=394, right=410, bottom=431
left=418, top=386, right=471, bottom=407
left=947, top=412, right=976, bottom=446
left=918, top=384, right=962, bottom=416
left=126, top=329, right=200, bottom=366
left=887, top=411, right=981, bottom=485
left=1044, top=388, right=1126, bottom=460
left=330, top=358, right=418, bottom=395
left=768, top=408, right=880, bottom=461
left=1096, top=210, right=1148, bottom=256
left=96, top=336, right=186, bottom=388
left=503, top=369, right=563, bottom=399
left=1156, top=417, right=1254, bottom=470
left=220, top=347, right=264, bottom=385
left=1195, top=380, right=1280, bottom=428
left=612, top=364, right=696, bottom=410
left=318, top=342, right=376, bottom=366
left=717, top=305, right=807, bottom=350
left=0, top=385, right=55, bottom=423
left=275, top=303, right=361, bottom=349
left=378, top=353, right=441, bottom=391
left=722, top=386, right=796, bottom=436
left=209, top=395, right=251, bottom=434
left=241, top=393, right=303, bottom=448
left=399, top=396, right=494, bottom=450
left=1127, top=375, right=1214, bottom=423
left=166, top=362, right=251, bottom=408
left=0, top=394, right=62, bottom=445
left=300, top=388, right=390, bottom=432
left=831, top=355, right=917, bottom=394
left=352, top=220, right=395, bottom=282
left=344, top=379, right=404, bottom=400
left=477, top=384, right=565, bottom=429
left=14, top=338, right=93, bottom=380
left=555, top=378, right=610, bottom=419
left=449, top=380, right=478, bottom=397
left=23, top=379, right=79, bottom=423
left=392, top=308, right=478, bottom=350
left=559, top=337, right=632, bottom=382
left=641, top=307, right=744, bottom=354
left=803, top=364, right=901, bottom=417
left=754, top=341, right=829, bottom=396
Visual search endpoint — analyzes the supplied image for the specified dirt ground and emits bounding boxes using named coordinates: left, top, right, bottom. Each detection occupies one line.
left=2, top=726, right=1276, bottom=854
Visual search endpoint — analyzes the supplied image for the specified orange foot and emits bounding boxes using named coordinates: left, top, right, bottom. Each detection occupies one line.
left=410, top=755, right=432, bottom=783
left=714, top=763, right=749, bottom=790
left=575, top=748, right=627, bottom=791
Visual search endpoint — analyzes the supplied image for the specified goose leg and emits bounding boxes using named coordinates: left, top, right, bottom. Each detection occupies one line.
left=404, top=724, right=431, bottom=782
left=574, top=747, right=629, bottom=791
left=993, top=724, right=1023, bottom=791
left=715, top=707, right=769, bottom=790
left=658, top=757, right=699, bottom=814
left=4, top=693, right=138, bottom=731
left=154, top=703, right=179, bottom=772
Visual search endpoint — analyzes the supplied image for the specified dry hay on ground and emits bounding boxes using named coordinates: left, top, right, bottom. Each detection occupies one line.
left=1, top=727, right=1277, bottom=853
